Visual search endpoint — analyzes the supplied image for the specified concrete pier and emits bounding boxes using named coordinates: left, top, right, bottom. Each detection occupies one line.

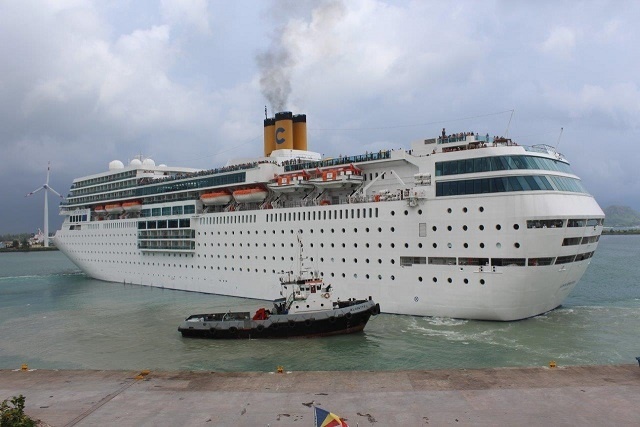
left=2, top=365, right=639, bottom=426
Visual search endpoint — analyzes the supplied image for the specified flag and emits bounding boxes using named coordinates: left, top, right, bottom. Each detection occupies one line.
left=314, top=406, right=348, bottom=427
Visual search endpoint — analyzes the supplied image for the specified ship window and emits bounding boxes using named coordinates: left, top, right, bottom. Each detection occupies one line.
left=562, top=237, right=582, bottom=246
left=428, top=257, right=456, bottom=265
left=568, top=219, right=586, bottom=227
left=491, top=258, right=525, bottom=266
left=555, top=255, right=576, bottom=264
left=528, top=257, right=554, bottom=266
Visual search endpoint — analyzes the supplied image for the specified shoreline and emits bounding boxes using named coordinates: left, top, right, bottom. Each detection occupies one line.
left=2, top=364, right=639, bottom=426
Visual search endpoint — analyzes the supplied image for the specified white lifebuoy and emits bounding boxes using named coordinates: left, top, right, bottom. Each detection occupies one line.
left=322, top=293, right=330, bottom=299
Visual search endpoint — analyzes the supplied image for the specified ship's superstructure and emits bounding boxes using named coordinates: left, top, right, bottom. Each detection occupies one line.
left=54, top=112, right=604, bottom=321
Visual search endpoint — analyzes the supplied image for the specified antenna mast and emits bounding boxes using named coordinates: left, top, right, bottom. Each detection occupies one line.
left=504, top=109, right=514, bottom=138
left=555, top=127, right=564, bottom=149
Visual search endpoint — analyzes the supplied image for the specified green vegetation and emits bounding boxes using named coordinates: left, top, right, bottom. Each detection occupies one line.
left=0, top=395, right=36, bottom=427
left=603, top=205, right=640, bottom=228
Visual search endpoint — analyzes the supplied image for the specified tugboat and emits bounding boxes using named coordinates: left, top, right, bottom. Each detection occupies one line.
left=178, top=238, right=380, bottom=339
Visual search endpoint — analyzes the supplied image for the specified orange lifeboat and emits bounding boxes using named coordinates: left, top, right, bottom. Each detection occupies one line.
left=94, top=205, right=106, bottom=213
left=201, top=191, right=232, bottom=206
left=122, top=200, right=142, bottom=212
left=233, top=187, right=268, bottom=203
left=105, top=203, right=124, bottom=214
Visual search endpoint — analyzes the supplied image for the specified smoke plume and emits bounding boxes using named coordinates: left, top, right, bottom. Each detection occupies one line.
left=257, top=0, right=345, bottom=114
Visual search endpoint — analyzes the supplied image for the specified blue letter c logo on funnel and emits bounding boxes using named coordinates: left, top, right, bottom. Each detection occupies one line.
left=276, top=127, right=285, bottom=145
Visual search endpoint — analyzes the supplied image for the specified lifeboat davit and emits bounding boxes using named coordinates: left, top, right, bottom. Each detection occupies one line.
left=105, top=203, right=124, bottom=214
left=122, top=201, right=142, bottom=212
left=94, top=205, right=106, bottom=213
left=267, top=171, right=314, bottom=193
left=233, top=187, right=268, bottom=203
left=310, top=164, right=364, bottom=189
left=201, top=191, right=233, bottom=206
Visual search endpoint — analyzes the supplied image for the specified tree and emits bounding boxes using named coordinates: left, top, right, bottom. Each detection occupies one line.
left=0, top=395, right=36, bottom=427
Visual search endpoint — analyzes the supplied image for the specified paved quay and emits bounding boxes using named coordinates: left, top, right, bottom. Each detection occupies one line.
left=2, top=365, right=639, bottom=426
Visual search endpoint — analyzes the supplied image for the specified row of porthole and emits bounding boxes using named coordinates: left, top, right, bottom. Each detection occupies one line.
left=216, top=227, right=399, bottom=235
left=447, top=207, right=485, bottom=213
left=433, top=223, right=520, bottom=232
left=432, top=242, right=521, bottom=249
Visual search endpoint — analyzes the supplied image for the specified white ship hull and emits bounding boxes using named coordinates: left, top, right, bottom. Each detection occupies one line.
left=54, top=125, right=604, bottom=321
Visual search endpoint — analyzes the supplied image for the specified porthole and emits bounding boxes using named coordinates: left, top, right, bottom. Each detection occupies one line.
left=515, top=242, right=520, bottom=248
left=342, top=243, right=346, bottom=248
left=378, top=259, right=382, bottom=264
left=404, top=243, right=409, bottom=248
left=378, top=227, right=382, bottom=232
left=378, top=275, right=382, bottom=280
left=391, top=275, right=395, bottom=280
left=391, top=211, right=395, bottom=216
left=463, top=225, right=468, bottom=231
left=479, top=206, right=484, bottom=212
left=404, top=210, right=409, bottom=216
left=418, top=209, right=423, bottom=214
left=418, top=277, right=423, bottom=282
left=514, top=224, right=520, bottom=230
left=464, top=278, right=469, bottom=284
left=354, top=258, right=358, bottom=263
left=331, top=228, right=335, bottom=233
left=366, top=227, right=370, bottom=232
left=463, top=207, right=468, bottom=213
left=480, top=243, right=485, bottom=248
left=447, top=226, right=452, bottom=231
left=447, top=208, right=452, bottom=213
left=447, top=243, right=452, bottom=248
left=354, top=243, right=358, bottom=248
left=391, top=259, right=395, bottom=264
left=433, top=243, right=437, bottom=248
left=480, top=279, right=485, bottom=285
left=447, top=278, right=452, bottom=283
left=479, top=225, right=484, bottom=231
left=391, top=243, right=395, bottom=248
left=463, top=243, right=468, bottom=248
left=496, top=243, right=502, bottom=249
left=433, top=277, right=437, bottom=282
left=366, top=274, right=370, bottom=279
left=432, top=226, right=437, bottom=231
left=418, top=243, right=423, bottom=248
left=342, top=258, right=346, bottom=263
left=366, top=259, right=370, bottom=263
left=496, top=224, right=502, bottom=230
left=354, top=228, right=358, bottom=233
left=342, top=228, right=346, bottom=233
left=390, top=227, right=395, bottom=232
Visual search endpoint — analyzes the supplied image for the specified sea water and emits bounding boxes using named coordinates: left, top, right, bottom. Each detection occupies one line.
left=1, top=235, right=638, bottom=372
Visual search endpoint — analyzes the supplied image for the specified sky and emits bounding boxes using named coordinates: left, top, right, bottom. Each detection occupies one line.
left=1, top=0, right=639, bottom=235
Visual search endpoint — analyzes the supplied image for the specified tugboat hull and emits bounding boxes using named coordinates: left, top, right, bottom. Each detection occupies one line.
left=179, top=300, right=380, bottom=339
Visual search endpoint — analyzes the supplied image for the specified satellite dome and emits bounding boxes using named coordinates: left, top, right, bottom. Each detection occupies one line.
left=159, top=164, right=167, bottom=168
left=142, top=158, right=156, bottom=167
left=130, top=159, right=142, bottom=166
left=109, top=160, right=124, bottom=170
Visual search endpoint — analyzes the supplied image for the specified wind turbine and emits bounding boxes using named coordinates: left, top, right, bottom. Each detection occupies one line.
left=25, top=162, right=64, bottom=247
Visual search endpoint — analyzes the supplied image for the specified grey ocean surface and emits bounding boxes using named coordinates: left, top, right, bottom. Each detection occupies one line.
left=1, top=235, right=638, bottom=372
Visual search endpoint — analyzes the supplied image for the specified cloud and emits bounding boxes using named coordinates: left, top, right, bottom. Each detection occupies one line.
left=538, top=26, right=577, bottom=59
left=543, top=82, right=640, bottom=128
left=160, top=0, right=211, bottom=35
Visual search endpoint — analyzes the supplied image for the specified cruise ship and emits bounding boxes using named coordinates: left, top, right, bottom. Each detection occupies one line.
left=54, top=111, right=604, bottom=321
